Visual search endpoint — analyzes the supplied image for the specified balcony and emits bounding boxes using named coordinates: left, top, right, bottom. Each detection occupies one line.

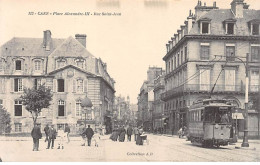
left=161, top=84, right=259, bottom=100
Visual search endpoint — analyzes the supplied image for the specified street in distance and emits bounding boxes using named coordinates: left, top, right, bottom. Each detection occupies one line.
left=28, top=12, right=121, bottom=16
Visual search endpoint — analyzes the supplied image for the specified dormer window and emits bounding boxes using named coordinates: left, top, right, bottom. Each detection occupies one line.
left=227, top=23, right=234, bottom=34
left=15, top=60, right=22, bottom=71
left=223, top=19, right=236, bottom=35
left=248, top=19, right=260, bottom=35
left=199, top=18, right=211, bottom=34
left=202, top=22, right=209, bottom=34
left=252, top=24, right=259, bottom=35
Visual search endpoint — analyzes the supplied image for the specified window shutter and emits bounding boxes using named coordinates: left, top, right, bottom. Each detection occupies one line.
left=53, top=79, right=57, bottom=92
left=13, top=78, right=17, bottom=92
left=84, top=79, right=88, bottom=93
left=73, top=79, right=76, bottom=93
left=22, top=78, right=25, bottom=90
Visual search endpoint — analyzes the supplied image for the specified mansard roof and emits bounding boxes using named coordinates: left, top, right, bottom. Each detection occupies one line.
left=0, top=37, right=65, bottom=57
left=190, top=9, right=260, bottom=35
left=48, top=36, right=94, bottom=58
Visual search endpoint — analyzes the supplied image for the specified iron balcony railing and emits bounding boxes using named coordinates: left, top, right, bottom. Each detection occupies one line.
left=161, top=84, right=259, bottom=100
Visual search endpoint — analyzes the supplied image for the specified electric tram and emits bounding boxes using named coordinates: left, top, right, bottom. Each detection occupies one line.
left=187, top=99, right=234, bottom=148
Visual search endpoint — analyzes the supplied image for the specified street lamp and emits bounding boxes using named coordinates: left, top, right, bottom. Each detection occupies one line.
left=81, top=95, right=93, bottom=128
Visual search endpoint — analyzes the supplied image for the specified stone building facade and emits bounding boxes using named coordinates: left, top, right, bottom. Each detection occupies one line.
left=161, top=0, right=260, bottom=136
left=0, top=30, right=115, bottom=134
left=137, top=67, right=164, bottom=131
left=152, top=71, right=167, bottom=133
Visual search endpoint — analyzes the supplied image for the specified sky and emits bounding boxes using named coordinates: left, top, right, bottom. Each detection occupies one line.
left=0, top=0, right=259, bottom=104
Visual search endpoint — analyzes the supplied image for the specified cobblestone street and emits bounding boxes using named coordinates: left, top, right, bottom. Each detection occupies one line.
left=0, top=134, right=259, bottom=162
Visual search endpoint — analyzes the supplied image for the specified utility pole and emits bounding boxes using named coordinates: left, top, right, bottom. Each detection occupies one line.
left=242, top=53, right=249, bottom=147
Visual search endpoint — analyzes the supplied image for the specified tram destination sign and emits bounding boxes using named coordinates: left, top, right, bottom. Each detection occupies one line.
left=232, top=113, right=244, bottom=119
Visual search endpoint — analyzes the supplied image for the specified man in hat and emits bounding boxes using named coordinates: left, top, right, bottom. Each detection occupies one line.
left=84, top=125, right=94, bottom=146
left=31, top=123, right=42, bottom=151
left=47, top=124, right=56, bottom=149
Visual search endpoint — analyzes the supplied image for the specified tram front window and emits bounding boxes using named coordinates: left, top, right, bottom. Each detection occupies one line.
left=204, top=107, right=231, bottom=124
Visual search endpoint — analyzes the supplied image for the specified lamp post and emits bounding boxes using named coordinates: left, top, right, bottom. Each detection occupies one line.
left=81, top=95, right=93, bottom=128
left=241, top=54, right=249, bottom=147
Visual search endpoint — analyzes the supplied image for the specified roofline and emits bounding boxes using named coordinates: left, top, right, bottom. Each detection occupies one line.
left=163, top=35, right=260, bottom=61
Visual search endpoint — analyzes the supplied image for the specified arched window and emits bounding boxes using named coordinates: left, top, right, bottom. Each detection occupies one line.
left=58, top=100, right=65, bottom=116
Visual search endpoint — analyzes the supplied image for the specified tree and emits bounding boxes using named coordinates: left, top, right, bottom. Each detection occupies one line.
left=0, top=105, right=11, bottom=134
left=20, top=85, right=52, bottom=126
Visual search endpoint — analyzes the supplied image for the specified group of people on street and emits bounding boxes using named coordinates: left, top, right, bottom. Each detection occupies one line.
left=31, top=123, right=70, bottom=151
left=80, top=125, right=101, bottom=147
left=110, top=125, right=145, bottom=145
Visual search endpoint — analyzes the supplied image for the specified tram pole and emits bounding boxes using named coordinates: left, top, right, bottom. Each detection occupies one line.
left=241, top=53, right=249, bottom=147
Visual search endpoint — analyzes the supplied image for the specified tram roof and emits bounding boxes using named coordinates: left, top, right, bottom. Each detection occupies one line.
left=189, top=99, right=234, bottom=110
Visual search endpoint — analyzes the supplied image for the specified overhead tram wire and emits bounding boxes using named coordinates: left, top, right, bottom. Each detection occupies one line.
left=209, top=59, right=228, bottom=98
left=179, top=56, right=217, bottom=86
left=180, top=56, right=223, bottom=87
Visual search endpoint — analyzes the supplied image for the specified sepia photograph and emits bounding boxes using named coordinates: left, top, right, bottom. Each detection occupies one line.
left=0, top=0, right=259, bottom=162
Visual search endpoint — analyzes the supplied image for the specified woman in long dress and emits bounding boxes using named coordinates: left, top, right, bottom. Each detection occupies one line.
left=119, top=126, right=126, bottom=142
left=110, top=129, right=118, bottom=141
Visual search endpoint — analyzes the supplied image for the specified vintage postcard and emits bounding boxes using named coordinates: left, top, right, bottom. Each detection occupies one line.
left=0, top=0, right=259, bottom=162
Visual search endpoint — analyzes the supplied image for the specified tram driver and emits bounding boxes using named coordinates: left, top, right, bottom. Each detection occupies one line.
left=220, top=112, right=230, bottom=123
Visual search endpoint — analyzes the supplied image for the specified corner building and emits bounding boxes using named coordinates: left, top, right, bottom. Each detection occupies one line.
left=0, top=30, right=115, bottom=134
left=162, top=0, right=260, bottom=136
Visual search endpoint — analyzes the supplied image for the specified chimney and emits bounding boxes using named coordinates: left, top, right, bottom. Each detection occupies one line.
left=187, top=10, right=195, bottom=34
left=43, top=30, right=52, bottom=51
left=171, top=37, right=176, bottom=47
left=213, top=1, right=216, bottom=7
left=231, top=0, right=245, bottom=18
left=75, top=34, right=87, bottom=48
left=195, top=1, right=218, bottom=19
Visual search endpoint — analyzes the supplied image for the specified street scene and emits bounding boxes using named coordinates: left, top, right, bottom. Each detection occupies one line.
left=0, top=0, right=260, bottom=162
left=0, top=134, right=260, bottom=162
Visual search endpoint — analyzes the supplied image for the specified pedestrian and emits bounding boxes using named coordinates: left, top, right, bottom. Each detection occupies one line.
left=119, top=125, right=126, bottom=142
left=47, top=124, right=56, bottom=149
left=126, top=125, right=133, bottom=142
left=31, top=123, right=42, bottom=151
left=85, top=125, right=94, bottom=146
left=136, top=126, right=144, bottom=145
left=80, top=124, right=86, bottom=146
left=92, top=131, right=101, bottom=147
left=133, top=126, right=139, bottom=141
left=64, top=123, right=70, bottom=143
left=44, top=124, right=49, bottom=142
left=110, top=128, right=118, bottom=141
left=57, top=126, right=66, bottom=149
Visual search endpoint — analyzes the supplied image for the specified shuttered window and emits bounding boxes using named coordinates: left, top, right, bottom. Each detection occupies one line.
left=58, top=100, right=65, bottom=116
left=57, top=79, right=64, bottom=92
left=14, top=100, right=22, bottom=116
left=225, top=70, right=235, bottom=91
left=200, top=69, right=210, bottom=91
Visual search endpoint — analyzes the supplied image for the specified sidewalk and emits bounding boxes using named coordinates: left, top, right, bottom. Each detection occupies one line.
left=0, top=135, right=111, bottom=141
